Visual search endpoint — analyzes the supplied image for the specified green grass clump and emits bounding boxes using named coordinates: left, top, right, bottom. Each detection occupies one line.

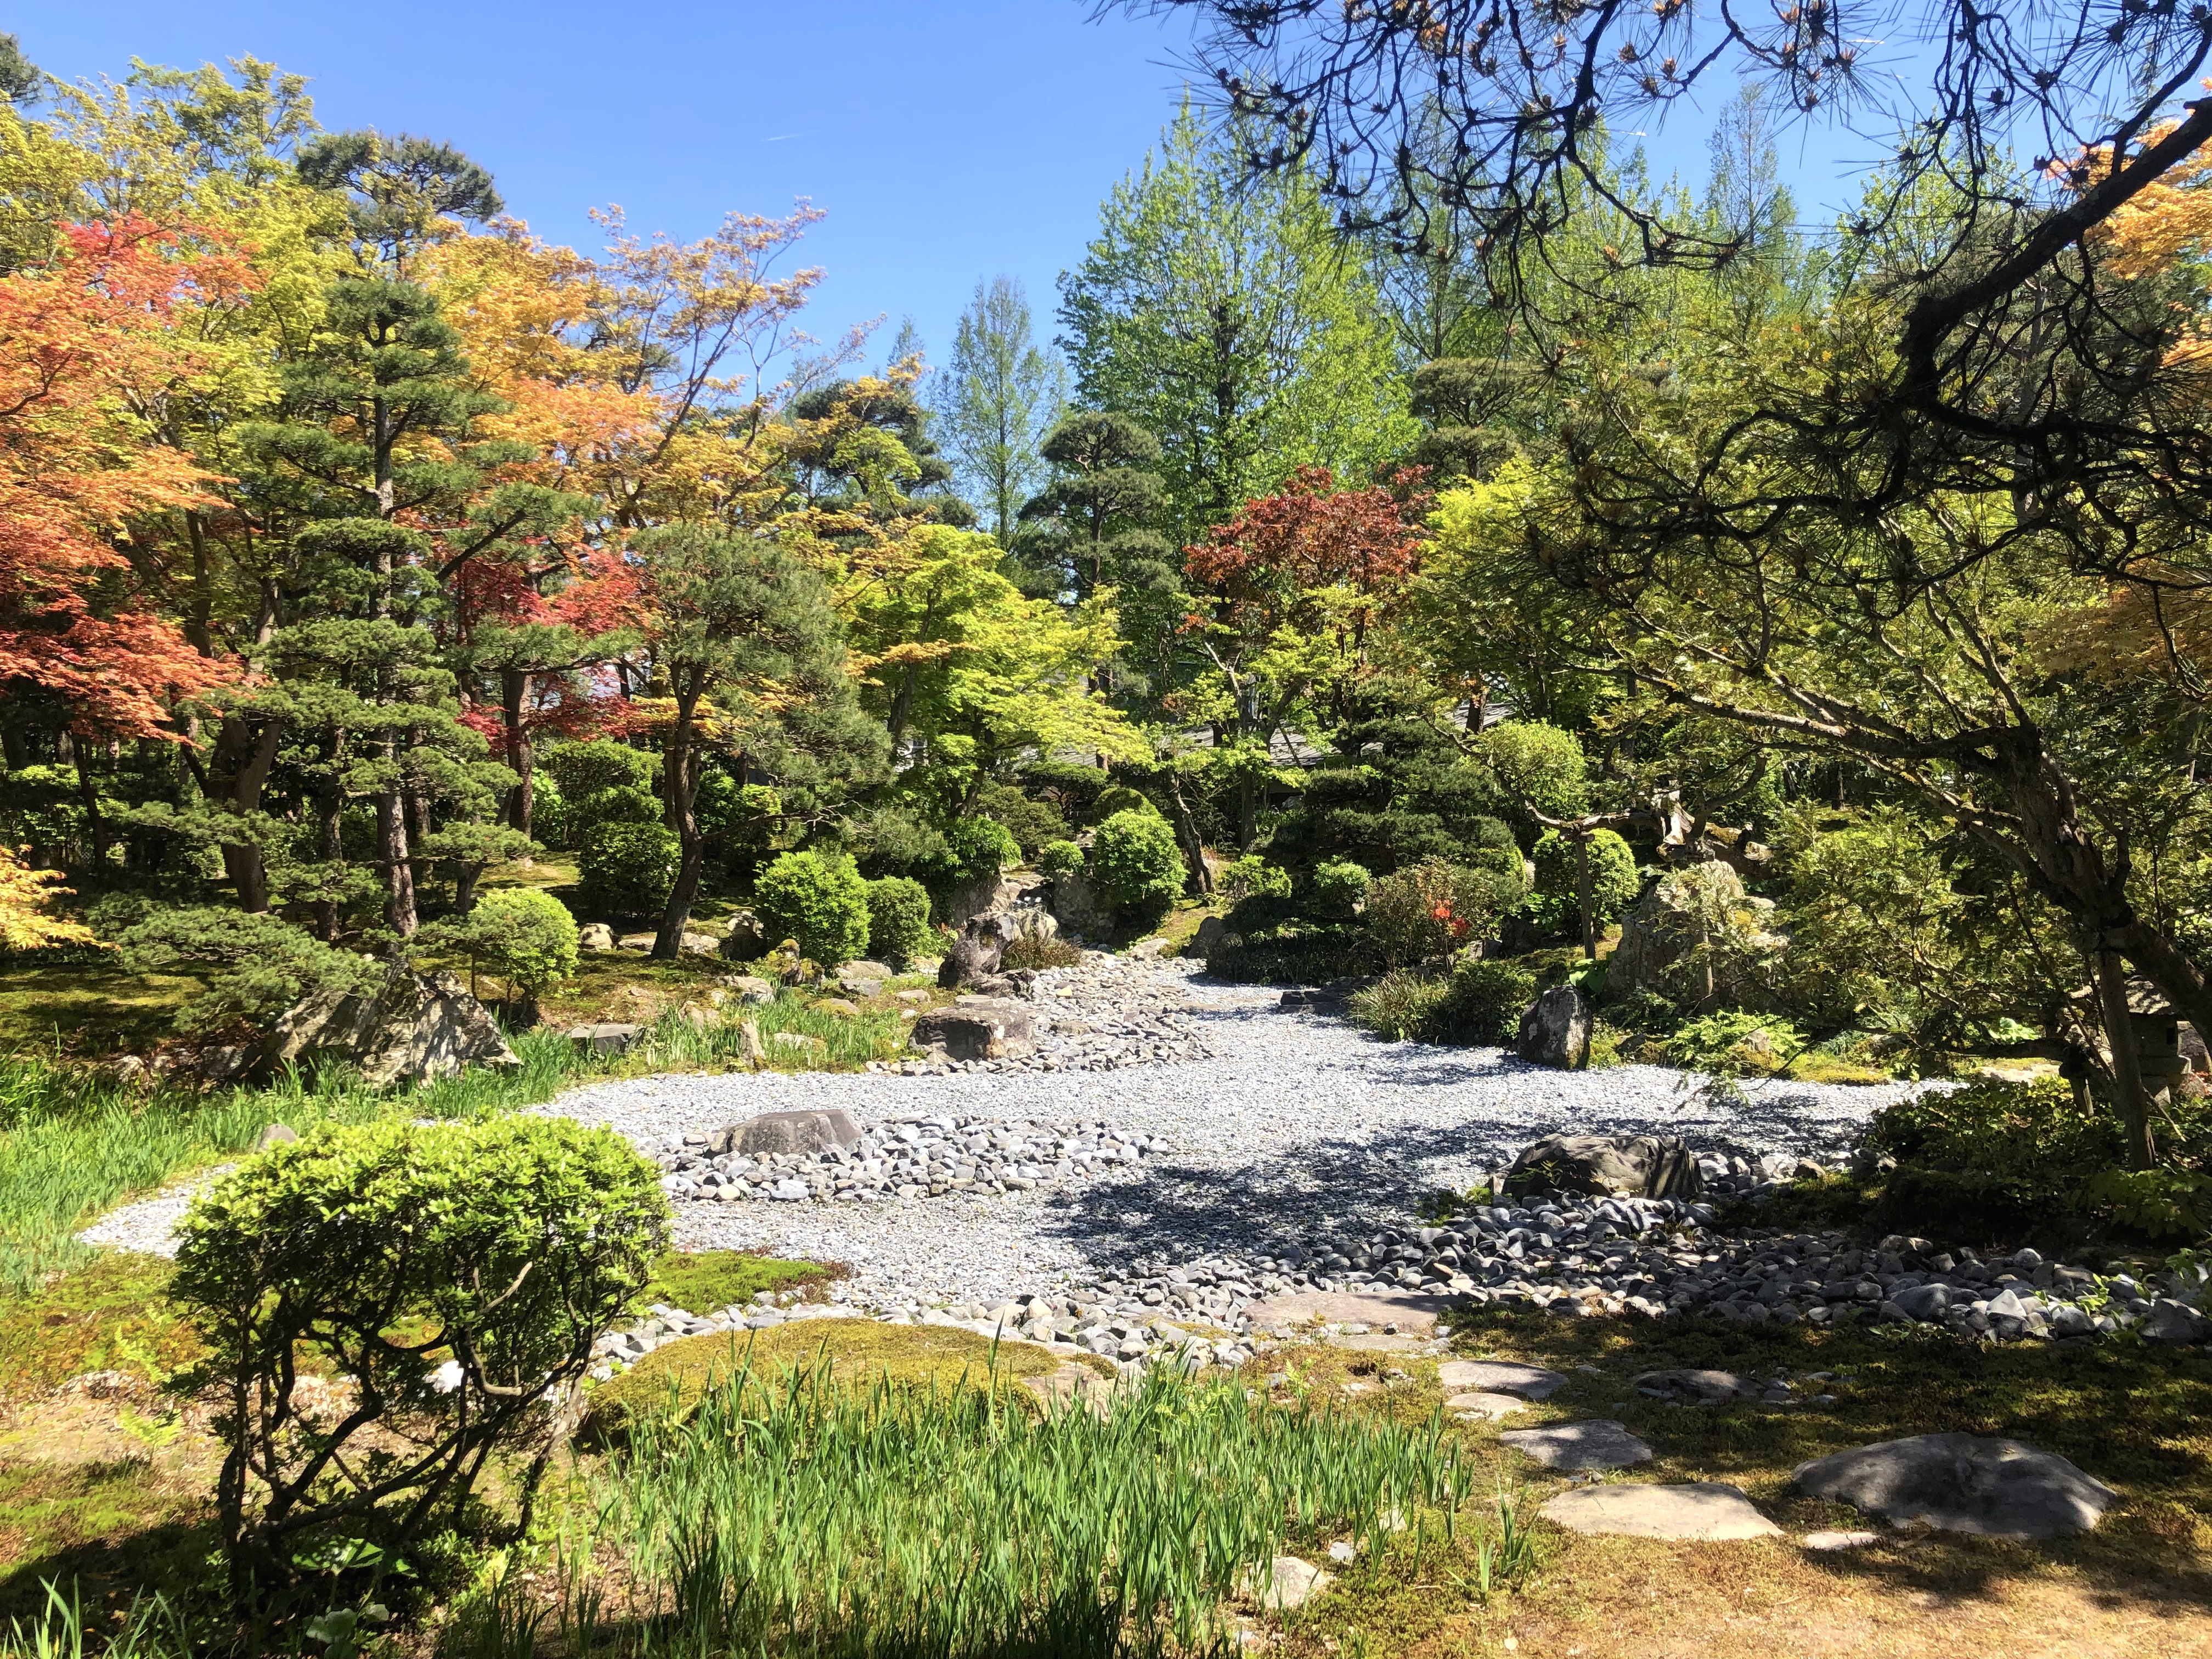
left=591, top=1346, right=1501, bottom=1657
left=0, top=991, right=905, bottom=1295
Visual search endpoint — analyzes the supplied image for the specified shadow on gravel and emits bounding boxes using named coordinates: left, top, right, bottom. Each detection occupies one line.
left=1031, top=1116, right=1502, bottom=1267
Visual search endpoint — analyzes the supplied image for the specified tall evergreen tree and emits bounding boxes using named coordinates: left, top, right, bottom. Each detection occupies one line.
left=931, top=276, right=1065, bottom=546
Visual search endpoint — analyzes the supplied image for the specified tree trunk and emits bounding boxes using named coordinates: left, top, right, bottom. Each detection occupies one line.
left=2095, top=943, right=2157, bottom=1170
left=377, top=774, right=417, bottom=936
left=502, top=669, right=534, bottom=836
left=1575, top=833, right=1596, bottom=960
left=652, top=691, right=703, bottom=960
left=1164, top=769, right=1213, bottom=896
left=76, top=754, right=106, bottom=872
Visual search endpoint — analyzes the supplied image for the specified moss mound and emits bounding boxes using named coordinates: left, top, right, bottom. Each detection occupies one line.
left=580, top=1319, right=1105, bottom=1443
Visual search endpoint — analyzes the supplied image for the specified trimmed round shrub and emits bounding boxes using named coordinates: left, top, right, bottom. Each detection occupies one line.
left=1036, top=839, right=1084, bottom=878
left=432, top=887, right=579, bottom=1016
left=1530, top=827, right=1639, bottom=936
left=754, top=851, right=871, bottom=967
left=1091, top=810, right=1185, bottom=912
left=528, top=771, right=566, bottom=849
left=969, top=781, right=1070, bottom=855
left=1221, top=855, right=1291, bottom=901
left=569, top=782, right=661, bottom=844
left=1311, top=859, right=1372, bottom=918
left=172, top=1115, right=668, bottom=1581
left=1090, top=785, right=1160, bottom=822
left=579, top=819, right=680, bottom=919
left=542, top=738, right=657, bottom=804
left=923, top=816, right=1020, bottom=902
left=864, top=875, right=934, bottom=964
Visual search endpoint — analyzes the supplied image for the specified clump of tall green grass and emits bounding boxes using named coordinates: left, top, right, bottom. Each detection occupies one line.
left=0, top=994, right=905, bottom=1292
left=589, top=1349, right=1525, bottom=1658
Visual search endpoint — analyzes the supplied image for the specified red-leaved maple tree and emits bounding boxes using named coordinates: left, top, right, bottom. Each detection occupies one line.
left=0, top=220, right=235, bottom=737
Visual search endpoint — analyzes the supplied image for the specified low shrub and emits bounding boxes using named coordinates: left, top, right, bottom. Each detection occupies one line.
left=1866, top=1077, right=2212, bottom=1241
left=1362, top=856, right=1514, bottom=968
left=755, top=852, right=871, bottom=968
left=418, top=887, right=579, bottom=1019
left=1350, top=970, right=1449, bottom=1042
left=1220, top=855, right=1291, bottom=901
left=541, top=737, right=657, bottom=805
left=1036, top=838, right=1084, bottom=878
left=110, top=904, right=380, bottom=1037
left=1002, top=933, right=1082, bottom=971
left=1090, top=810, right=1185, bottom=913
left=1204, top=924, right=1372, bottom=986
left=568, top=781, right=662, bottom=843
left=1664, top=1011, right=1809, bottom=1077
left=1311, top=858, right=1372, bottom=919
left=1427, top=958, right=1538, bottom=1045
left=864, top=875, right=934, bottom=964
left=924, top=816, right=1020, bottom=901
left=171, top=1115, right=668, bottom=1584
left=579, top=818, right=681, bottom=919
left=969, top=781, right=1070, bottom=855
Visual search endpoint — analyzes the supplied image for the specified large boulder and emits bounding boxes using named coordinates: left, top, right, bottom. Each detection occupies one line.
left=912, top=999, right=1036, bottom=1062
left=1607, top=862, right=1786, bottom=1012
left=1791, top=1434, right=2115, bottom=1539
left=1045, top=868, right=1114, bottom=939
left=1516, top=985, right=1593, bottom=1069
left=719, top=913, right=768, bottom=961
left=1505, top=1133, right=1706, bottom=1200
left=938, top=921, right=1005, bottom=989
left=944, top=871, right=1043, bottom=928
left=267, top=961, right=520, bottom=1088
left=711, top=1109, right=861, bottom=1156
left=578, top=922, right=616, bottom=952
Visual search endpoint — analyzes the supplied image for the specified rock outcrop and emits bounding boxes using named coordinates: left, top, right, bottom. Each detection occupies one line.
left=267, top=961, right=519, bottom=1087
left=1516, top=985, right=1593, bottom=1069
left=1505, top=1132, right=1706, bottom=1200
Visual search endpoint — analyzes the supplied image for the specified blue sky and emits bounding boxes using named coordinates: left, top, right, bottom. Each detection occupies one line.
left=22, top=2, right=1878, bottom=373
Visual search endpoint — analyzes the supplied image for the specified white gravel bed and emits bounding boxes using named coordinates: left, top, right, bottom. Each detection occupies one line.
left=76, top=1165, right=235, bottom=1260
left=535, top=962, right=1918, bottom=1311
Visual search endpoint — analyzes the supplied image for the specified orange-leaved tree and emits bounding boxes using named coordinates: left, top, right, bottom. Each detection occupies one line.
left=0, top=218, right=234, bottom=739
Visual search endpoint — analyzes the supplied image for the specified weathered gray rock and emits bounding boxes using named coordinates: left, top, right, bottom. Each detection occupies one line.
left=1891, top=1283, right=1953, bottom=1323
left=1192, top=915, right=1231, bottom=959
left=1444, top=1391, right=1528, bottom=1420
left=617, top=932, right=657, bottom=952
left=713, top=1109, right=861, bottom=1156
left=1633, top=1368, right=1763, bottom=1404
left=1435, top=1359, right=1568, bottom=1400
left=938, top=922, right=1005, bottom=990
left=1045, top=868, right=1114, bottom=938
left=268, top=962, right=520, bottom=1087
left=1516, top=985, right=1593, bottom=1069
left=566, top=1022, right=644, bottom=1054
left=578, top=922, right=616, bottom=952
left=1791, top=1434, right=2115, bottom=1538
left=255, top=1122, right=299, bottom=1152
left=1607, top=864, right=1785, bottom=1012
left=1542, top=1483, right=1781, bottom=1541
left=913, top=1000, right=1036, bottom=1061
left=719, top=915, right=767, bottom=961
left=721, top=975, right=776, bottom=1007
left=2139, top=1298, right=2209, bottom=1343
left=1498, top=1418, right=1652, bottom=1470
left=1249, top=1555, right=1330, bottom=1611
left=1505, top=1133, right=1706, bottom=1200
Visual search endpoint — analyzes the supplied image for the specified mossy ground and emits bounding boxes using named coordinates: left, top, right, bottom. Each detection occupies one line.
left=579, top=1319, right=1108, bottom=1443
left=637, top=1249, right=845, bottom=1315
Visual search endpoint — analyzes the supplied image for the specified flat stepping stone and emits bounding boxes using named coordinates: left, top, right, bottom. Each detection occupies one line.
left=1244, top=1289, right=1461, bottom=1336
left=1791, top=1433, right=2115, bottom=1539
left=1445, top=1390, right=1528, bottom=1420
left=1634, top=1368, right=1764, bottom=1404
left=1498, top=1418, right=1652, bottom=1470
left=1801, top=1530, right=1880, bottom=1551
left=1436, top=1359, right=1568, bottom=1400
left=1542, top=1482, right=1781, bottom=1541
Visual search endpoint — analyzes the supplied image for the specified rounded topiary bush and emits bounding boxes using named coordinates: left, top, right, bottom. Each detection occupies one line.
left=437, top=887, right=579, bottom=1017
left=1312, top=859, right=1372, bottom=919
left=1530, top=827, right=1639, bottom=936
left=1090, top=810, right=1185, bottom=913
left=755, top=851, right=871, bottom=967
left=1036, top=839, right=1084, bottom=879
left=865, top=875, right=934, bottom=964
left=569, top=782, right=661, bottom=844
left=1427, top=958, right=1538, bottom=1045
left=580, top=819, right=681, bottom=920
left=1221, top=855, right=1291, bottom=901
left=1090, top=785, right=1159, bottom=822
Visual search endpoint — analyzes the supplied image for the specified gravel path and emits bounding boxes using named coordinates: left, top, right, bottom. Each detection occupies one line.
left=537, top=960, right=1915, bottom=1310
